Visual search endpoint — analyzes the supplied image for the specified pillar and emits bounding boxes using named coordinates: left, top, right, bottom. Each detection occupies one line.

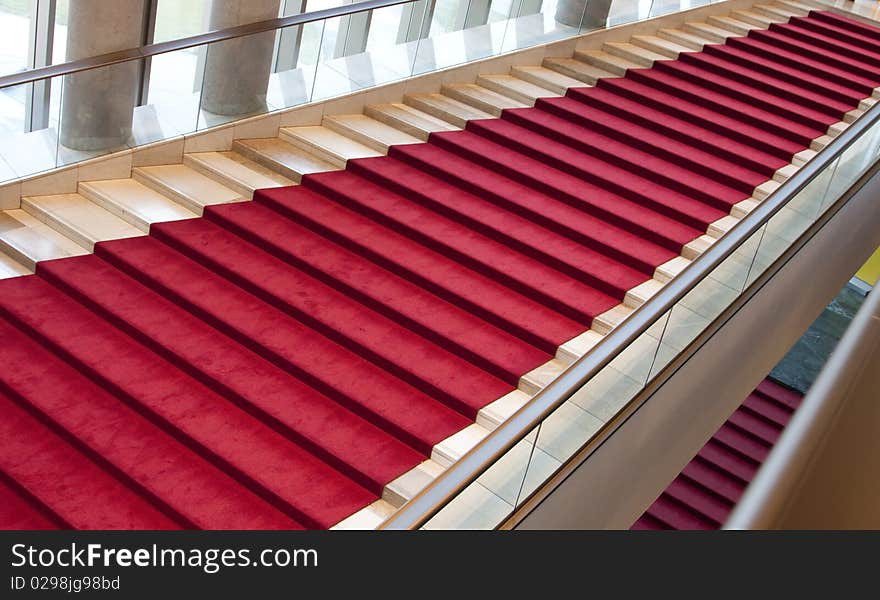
left=201, top=0, right=282, bottom=116
left=60, top=0, right=145, bottom=151
left=554, top=0, right=613, bottom=29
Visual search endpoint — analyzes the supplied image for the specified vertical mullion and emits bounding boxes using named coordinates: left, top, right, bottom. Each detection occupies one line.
left=137, top=0, right=158, bottom=106
left=275, top=0, right=307, bottom=72
left=26, top=0, right=56, bottom=133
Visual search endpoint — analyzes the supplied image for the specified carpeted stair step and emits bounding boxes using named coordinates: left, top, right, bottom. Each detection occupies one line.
left=599, top=73, right=818, bottom=148
left=495, top=107, right=755, bottom=200
left=0, top=317, right=303, bottom=530
left=530, top=96, right=770, bottom=189
left=748, top=27, right=880, bottom=81
left=256, top=181, right=609, bottom=325
left=424, top=129, right=710, bottom=242
left=677, top=51, right=857, bottom=116
left=33, top=256, right=470, bottom=460
left=550, top=89, right=787, bottom=173
left=391, top=135, right=700, bottom=252
left=701, top=43, right=871, bottom=104
left=180, top=202, right=553, bottom=378
left=0, top=389, right=181, bottom=529
left=347, top=154, right=672, bottom=274
left=305, top=166, right=643, bottom=298
left=92, top=232, right=515, bottom=414
left=1, top=275, right=393, bottom=527
left=629, top=64, right=832, bottom=137
left=0, top=474, right=67, bottom=529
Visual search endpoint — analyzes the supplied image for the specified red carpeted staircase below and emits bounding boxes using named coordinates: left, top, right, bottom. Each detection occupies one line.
left=631, top=378, right=805, bottom=530
left=0, top=9, right=876, bottom=529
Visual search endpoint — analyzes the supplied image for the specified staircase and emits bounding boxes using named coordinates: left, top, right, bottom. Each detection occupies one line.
left=0, top=1, right=877, bottom=529
left=632, top=378, right=804, bottom=530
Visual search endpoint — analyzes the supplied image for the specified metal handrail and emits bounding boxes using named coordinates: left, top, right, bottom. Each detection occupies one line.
left=724, top=275, right=880, bottom=530
left=0, top=0, right=416, bottom=90
left=381, top=98, right=880, bottom=530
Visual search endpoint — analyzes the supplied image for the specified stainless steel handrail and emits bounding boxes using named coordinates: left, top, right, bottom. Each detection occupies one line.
left=381, top=99, right=880, bottom=530
left=724, top=275, right=880, bottom=530
left=0, top=0, right=416, bottom=90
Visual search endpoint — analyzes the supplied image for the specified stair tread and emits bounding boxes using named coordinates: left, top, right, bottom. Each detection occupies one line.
left=631, top=35, right=694, bottom=56
left=659, top=28, right=710, bottom=49
left=731, top=9, right=778, bottom=27
left=21, top=193, right=144, bottom=250
left=543, top=56, right=618, bottom=83
left=184, top=151, right=295, bottom=196
left=603, top=41, right=670, bottom=64
left=574, top=49, right=644, bottom=74
left=685, top=21, right=739, bottom=42
left=323, top=113, right=424, bottom=151
left=133, top=164, right=244, bottom=212
left=234, top=137, right=340, bottom=181
left=364, top=103, right=461, bottom=139
left=441, top=83, right=530, bottom=116
left=0, top=250, right=30, bottom=278
left=509, top=65, right=586, bottom=95
left=477, top=74, right=562, bottom=103
left=707, top=15, right=755, bottom=35
left=404, top=92, right=495, bottom=128
left=0, top=209, right=89, bottom=267
left=280, top=125, right=382, bottom=165
left=79, top=178, right=198, bottom=231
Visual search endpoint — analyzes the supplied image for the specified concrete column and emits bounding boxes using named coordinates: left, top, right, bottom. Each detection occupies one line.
left=60, top=0, right=145, bottom=151
left=554, top=0, right=613, bottom=29
left=201, top=0, right=281, bottom=116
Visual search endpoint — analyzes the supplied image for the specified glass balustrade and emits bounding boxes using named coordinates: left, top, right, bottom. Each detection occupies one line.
left=415, top=101, right=880, bottom=530
left=0, top=0, right=705, bottom=181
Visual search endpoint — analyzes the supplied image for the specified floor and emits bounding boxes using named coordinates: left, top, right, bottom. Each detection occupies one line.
left=771, top=280, right=868, bottom=393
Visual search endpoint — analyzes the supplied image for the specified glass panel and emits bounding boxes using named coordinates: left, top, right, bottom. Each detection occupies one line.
left=268, top=19, right=329, bottom=110
left=309, top=11, right=367, bottom=101
left=153, top=0, right=212, bottom=43
left=143, top=47, right=205, bottom=138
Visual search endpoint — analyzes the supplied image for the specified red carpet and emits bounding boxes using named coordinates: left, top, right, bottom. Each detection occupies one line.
left=631, top=379, right=804, bottom=530
left=0, top=10, right=875, bottom=529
